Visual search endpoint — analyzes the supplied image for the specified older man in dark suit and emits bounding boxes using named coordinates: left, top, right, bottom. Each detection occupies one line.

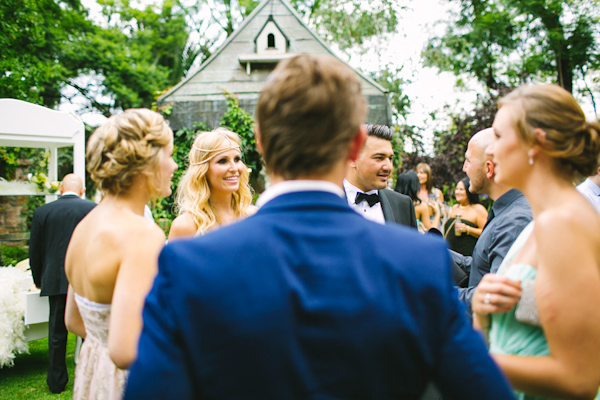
left=344, top=124, right=417, bottom=228
left=29, top=174, right=96, bottom=394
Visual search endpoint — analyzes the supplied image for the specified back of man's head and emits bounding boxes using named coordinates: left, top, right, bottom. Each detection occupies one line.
left=465, top=128, right=503, bottom=198
left=60, top=174, right=84, bottom=196
left=256, top=54, right=367, bottom=180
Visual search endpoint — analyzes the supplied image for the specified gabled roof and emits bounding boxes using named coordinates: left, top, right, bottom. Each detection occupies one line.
left=158, top=0, right=387, bottom=102
left=254, top=14, right=290, bottom=48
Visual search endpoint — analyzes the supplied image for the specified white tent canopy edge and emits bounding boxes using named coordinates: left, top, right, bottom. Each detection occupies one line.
left=0, top=98, right=86, bottom=194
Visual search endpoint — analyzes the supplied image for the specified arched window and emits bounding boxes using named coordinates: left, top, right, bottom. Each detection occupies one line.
left=267, top=33, right=275, bottom=48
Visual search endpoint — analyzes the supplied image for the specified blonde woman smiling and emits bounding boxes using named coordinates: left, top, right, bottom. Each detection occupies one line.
left=169, top=128, right=255, bottom=239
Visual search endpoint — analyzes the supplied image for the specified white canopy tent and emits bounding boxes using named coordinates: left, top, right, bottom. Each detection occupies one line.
left=0, top=98, right=86, bottom=193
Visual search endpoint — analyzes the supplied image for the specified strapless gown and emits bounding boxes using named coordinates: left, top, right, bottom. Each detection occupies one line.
left=489, top=222, right=600, bottom=400
left=443, top=217, right=478, bottom=256
left=73, top=293, right=128, bottom=400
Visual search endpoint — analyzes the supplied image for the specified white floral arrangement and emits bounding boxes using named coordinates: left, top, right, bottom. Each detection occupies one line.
left=0, top=175, right=59, bottom=195
left=0, top=267, right=30, bottom=367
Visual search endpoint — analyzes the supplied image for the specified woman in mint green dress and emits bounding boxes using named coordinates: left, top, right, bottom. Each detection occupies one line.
left=471, top=84, right=600, bottom=399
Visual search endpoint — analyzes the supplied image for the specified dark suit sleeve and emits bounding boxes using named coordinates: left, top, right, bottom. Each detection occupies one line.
left=432, top=263, right=515, bottom=399
left=28, top=208, right=43, bottom=287
left=407, top=198, right=417, bottom=228
left=125, top=246, right=195, bottom=399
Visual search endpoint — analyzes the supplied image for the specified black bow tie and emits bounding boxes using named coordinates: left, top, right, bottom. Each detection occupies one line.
left=355, top=192, right=380, bottom=207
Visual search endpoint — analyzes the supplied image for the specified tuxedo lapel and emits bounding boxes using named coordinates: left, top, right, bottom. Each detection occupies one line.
left=378, top=190, right=393, bottom=223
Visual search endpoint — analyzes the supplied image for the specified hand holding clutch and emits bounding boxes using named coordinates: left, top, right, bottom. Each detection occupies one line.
left=515, top=280, right=541, bottom=327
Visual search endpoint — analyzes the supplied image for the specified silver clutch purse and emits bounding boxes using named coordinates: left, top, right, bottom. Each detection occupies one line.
left=514, top=280, right=541, bottom=327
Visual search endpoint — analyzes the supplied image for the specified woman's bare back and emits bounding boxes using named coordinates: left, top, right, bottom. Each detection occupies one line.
left=66, top=202, right=163, bottom=304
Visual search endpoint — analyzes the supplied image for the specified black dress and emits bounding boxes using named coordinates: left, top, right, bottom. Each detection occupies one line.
left=443, top=217, right=478, bottom=256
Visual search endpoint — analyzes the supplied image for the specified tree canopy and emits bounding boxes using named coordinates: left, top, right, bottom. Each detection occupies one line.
left=423, top=0, right=600, bottom=95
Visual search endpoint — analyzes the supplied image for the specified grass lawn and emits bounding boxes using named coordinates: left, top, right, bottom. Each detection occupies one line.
left=0, top=334, right=77, bottom=399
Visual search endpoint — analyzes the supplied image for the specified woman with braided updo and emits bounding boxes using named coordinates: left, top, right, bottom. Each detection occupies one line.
left=168, top=128, right=255, bottom=239
left=64, top=109, right=178, bottom=399
left=472, top=84, right=600, bottom=399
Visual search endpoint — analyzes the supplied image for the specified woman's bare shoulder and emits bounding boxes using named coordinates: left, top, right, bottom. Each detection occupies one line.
left=535, top=196, right=600, bottom=261
left=472, top=203, right=488, bottom=215
left=169, top=212, right=198, bottom=240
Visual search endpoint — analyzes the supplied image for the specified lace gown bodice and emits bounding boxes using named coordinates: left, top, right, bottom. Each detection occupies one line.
left=73, top=293, right=128, bottom=400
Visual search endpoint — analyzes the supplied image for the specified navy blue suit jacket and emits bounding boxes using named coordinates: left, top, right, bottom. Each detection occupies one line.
left=126, top=190, right=514, bottom=400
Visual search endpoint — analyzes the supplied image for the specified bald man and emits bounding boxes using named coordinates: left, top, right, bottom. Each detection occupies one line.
left=29, top=174, right=96, bottom=394
left=453, top=128, right=532, bottom=314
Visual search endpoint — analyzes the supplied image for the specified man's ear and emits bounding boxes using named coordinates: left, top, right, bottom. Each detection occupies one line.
left=484, top=159, right=495, bottom=180
left=348, top=125, right=367, bottom=164
left=254, top=124, right=263, bottom=155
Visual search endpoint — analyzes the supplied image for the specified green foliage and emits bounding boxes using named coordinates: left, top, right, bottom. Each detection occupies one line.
left=0, top=148, right=49, bottom=181
left=369, top=64, right=424, bottom=160
left=220, top=92, right=263, bottom=191
left=0, top=245, right=29, bottom=266
left=423, top=0, right=600, bottom=94
left=1, top=0, right=197, bottom=116
left=0, top=0, right=90, bottom=107
left=290, top=0, right=400, bottom=51
left=65, top=0, right=192, bottom=114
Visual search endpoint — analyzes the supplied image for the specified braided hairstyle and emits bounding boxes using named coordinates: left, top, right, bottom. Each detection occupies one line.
left=86, top=109, right=173, bottom=195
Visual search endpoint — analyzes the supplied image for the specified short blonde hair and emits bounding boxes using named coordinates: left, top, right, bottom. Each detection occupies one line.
left=86, top=109, right=173, bottom=195
left=256, top=54, right=367, bottom=179
left=499, top=84, right=600, bottom=179
left=175, top=128, right=252, bottom=235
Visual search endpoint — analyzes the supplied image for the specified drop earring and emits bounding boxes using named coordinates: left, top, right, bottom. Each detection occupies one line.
left=528, top=150, right=534, bottom=165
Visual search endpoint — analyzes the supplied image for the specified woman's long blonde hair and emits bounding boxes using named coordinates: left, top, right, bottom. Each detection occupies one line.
left=175, top=128, right=252, bottom=235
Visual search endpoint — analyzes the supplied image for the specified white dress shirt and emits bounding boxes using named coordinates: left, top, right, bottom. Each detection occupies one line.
left=256, top=180, right=345, bottom=208
left=577, top=178, right=600, bottom=213
left=342, top=180, right=385, bottom=225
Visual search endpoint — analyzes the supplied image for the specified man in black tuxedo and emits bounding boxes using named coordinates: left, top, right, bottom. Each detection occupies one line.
left=344, top=124, right=417, bottom=228
left=29, top=174, right=96, bottom=394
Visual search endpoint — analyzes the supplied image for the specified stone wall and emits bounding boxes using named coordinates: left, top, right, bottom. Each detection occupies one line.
left=0, top=159, right=35, bottom=247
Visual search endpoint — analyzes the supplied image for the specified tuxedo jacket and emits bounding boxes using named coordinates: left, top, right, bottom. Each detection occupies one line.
left=126, top=191, right=513, bottom=400
left=29, top=194, right=96, bottom=296
left=379, top=188, right=417, bottom=228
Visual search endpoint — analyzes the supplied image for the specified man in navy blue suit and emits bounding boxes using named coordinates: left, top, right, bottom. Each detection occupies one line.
left=126, top=54, right=515, bottom=400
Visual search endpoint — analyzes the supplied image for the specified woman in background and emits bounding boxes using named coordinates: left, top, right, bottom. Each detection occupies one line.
left=472, top=84, right=600, bottom=399
left=415, top=162, right=442, bottom=228
left=395, top=170, right=432, bottom=232
left=65, top=109, right=178, bottom=399
left=168, top=128, right=255, bottom=239
left=443, top=177, right=487, bottom=256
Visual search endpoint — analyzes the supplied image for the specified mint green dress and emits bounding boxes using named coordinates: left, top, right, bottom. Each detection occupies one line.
left=489, top=222, right=600, bottom=400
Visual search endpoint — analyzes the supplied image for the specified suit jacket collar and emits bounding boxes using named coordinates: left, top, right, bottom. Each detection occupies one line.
left=378, top=189, right=393, bottom=222
left=258, top=189, right=352, bottom=216
left=257, top=180, right=344, bottom=208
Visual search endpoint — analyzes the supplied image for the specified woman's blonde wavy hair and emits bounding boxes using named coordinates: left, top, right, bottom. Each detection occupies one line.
left=175, top=127, right=252, bottom=235
left=86, top=109, right=173, bottom=195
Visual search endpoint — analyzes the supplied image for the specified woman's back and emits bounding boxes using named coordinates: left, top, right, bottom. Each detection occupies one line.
left=66, top=201, right=161, bottom=305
